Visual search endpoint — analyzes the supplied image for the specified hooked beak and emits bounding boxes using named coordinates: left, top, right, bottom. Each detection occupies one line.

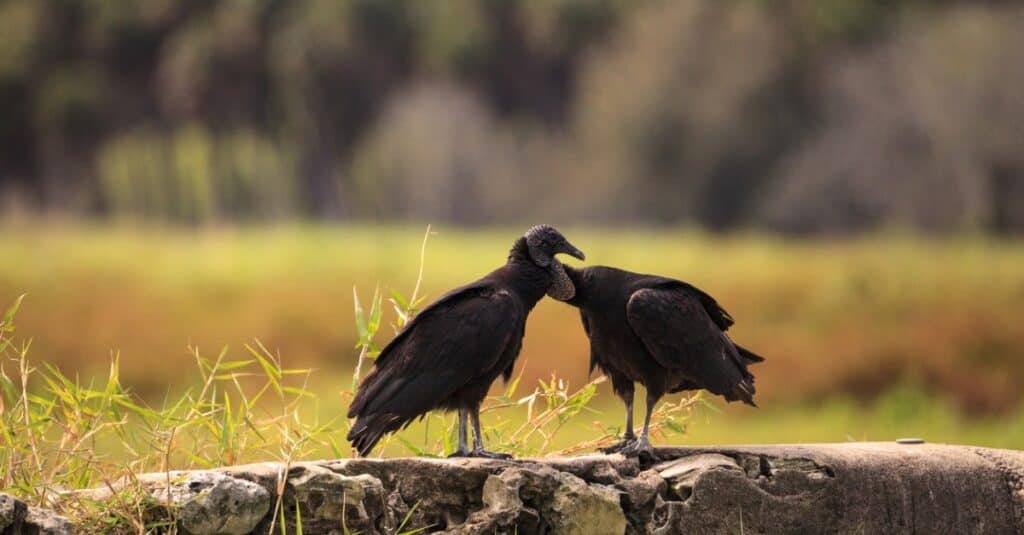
left=559, top=241, right=585, bottom=261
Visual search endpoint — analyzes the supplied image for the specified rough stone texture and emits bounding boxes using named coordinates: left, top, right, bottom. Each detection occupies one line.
left=151, top=471, right=271, bottom=535
left=651, top=443, right=1024, bottom=534
left=7, top=442, right=1024, bottom=534
left=272, top=464, right=387, bottom=534
left=1, top=494, right=75, bottom=535
left=1, top=493, right=28, bottom=534
left=223, top=443, right=1024, bottom=534
left=22, top=506, right=74, bottom=535
left=463, top=464, right=626, bottom=534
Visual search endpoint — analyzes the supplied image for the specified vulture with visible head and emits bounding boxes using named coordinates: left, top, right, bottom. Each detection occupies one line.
left=557, top=265, right=764, bottom=456
left=347, top=225, right=585, bottom=458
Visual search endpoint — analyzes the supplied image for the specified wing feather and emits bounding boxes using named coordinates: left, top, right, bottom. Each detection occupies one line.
left=626, top=287, right=756, bottom=404
left=641, top=277, right=734, bottom=331
left=349, top=286, right=520, bottom=418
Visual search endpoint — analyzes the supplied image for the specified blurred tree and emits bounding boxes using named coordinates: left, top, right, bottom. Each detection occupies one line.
left=271, top=0, right=419, bottom=218
left=555, top=0, right=798, bottom=227
left=763, top=4, right=1024, bottom=234
left=349, top=82, right=530, bottom=223
left=0, top=0, right=1021, bottom=232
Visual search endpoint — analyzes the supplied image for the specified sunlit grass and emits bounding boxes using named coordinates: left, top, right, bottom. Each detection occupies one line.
left=0, top=292, right=695, bottom=531
left=2, top=221, right=1023, bottom=452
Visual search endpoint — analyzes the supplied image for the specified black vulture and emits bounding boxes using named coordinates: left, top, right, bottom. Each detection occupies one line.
left=557, top=265, right=764, bottom=456
left=347, top=225, right=585, bottom=458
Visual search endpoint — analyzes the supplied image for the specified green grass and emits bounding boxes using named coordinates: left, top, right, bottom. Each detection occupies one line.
left=2, top=221, right=1024, bottom=532
left=1, top=223, right=1022, bottom=474
left=1, top=285, right=694, bottom=531
left=3, top=223, right=1023, bottom=412
left=687, top=388, right=1024, bottom=449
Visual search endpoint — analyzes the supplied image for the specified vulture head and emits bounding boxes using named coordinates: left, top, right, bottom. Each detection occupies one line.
left=524, top=225, right=585, bottom=301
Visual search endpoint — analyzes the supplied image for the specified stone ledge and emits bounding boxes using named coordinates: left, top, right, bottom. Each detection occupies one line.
left=3, top=442, right=1023, bottom=534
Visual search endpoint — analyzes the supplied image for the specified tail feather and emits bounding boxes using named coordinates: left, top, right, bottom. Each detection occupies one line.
left=347, top=412, right=408, bottom=457
left=724, top=377, right=758, bottom=407
left=347, top=367, right=386, bottom=419
left=736, top=344, right=765, bottom=364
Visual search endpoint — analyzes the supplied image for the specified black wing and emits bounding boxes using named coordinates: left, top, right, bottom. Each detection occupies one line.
left=347, top=285, right=522, bottom=455
left=690, top=285, right=735, bottom=332
left=626, top=286, right=757, bottom=405
left=642, top=277, right=735, bottom=331
left=579, top=311, right=600, bottom=376
left=370, top=280, right=489, bottom=369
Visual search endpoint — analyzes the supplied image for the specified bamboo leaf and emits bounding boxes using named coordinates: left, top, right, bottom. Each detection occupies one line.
left=367, top=285, right=382, bottom=334
left=353, top=287, right=368, bottom=341
left=1, top=294, right=25, bottom=332
left=389, top=288, right=409, bottom=310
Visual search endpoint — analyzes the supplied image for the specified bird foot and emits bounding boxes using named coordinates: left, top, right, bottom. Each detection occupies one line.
left=470, top=448, right=513, bottom=459
left=449, top=448, right=513, bottom=460
left=618, top=436, right=655, bottom=458
left=599, top=436, right=638, bottom=454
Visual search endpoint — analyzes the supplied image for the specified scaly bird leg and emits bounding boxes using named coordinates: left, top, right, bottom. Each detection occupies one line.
left=447, top=409, right=472, bottom=458
left=469, top=406, right=512, bottom=459
left=621, top=394, right=656, bottom=458
left=600, top=395, right=638, bottom=453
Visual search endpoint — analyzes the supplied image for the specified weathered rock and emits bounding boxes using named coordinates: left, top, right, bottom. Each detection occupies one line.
left=5, top=442, right=1024, bottom=534
left=152, top=472, right=270, bottom=535
left=1, top=494, right=74, bottom=535
left=655, top=452, right=743, bottom=501
left=324, top=457, right=500, bottom=530
left=1, top=493, right=28, bottom=534
left=544, top=470, right=625, bottom=535
left=463, top=463, right=625, bottom=535
left=279, top=464, right=386, bottom=534
left=650, top=443, right=1024, bottom=534
left=23, top=506, right=74, bottom=535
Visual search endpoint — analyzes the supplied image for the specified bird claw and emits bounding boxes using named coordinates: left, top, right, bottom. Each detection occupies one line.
left=618, top=436, right=655, bottom=458
left=599, top=436, right=638, bottom=454
left=448, top=448, right=512, bottom=460
left=470, top=449, right=513, bottom=460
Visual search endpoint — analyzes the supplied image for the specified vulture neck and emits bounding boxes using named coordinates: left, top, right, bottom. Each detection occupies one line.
left=561, top=264, right=590, bottom=307
left=504, top=237, right=554, bottom=305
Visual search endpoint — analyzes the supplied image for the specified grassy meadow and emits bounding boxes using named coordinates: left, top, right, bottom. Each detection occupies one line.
left=3, top=222, right=1024, bottom=456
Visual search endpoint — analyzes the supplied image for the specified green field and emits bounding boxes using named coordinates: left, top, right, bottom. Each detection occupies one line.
left=3, top=222, right=1024, bottom=454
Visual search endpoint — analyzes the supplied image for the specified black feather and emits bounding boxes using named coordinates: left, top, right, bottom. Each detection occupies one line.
left=563, top=265, right=765, bottom=414
left=347, top=229, right=582, bottom=456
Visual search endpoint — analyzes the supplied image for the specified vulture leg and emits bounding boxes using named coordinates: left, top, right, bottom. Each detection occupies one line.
left=469, top=405, right=512, bottom=459
left=600, top=395, right=638, bottom=453
left=621, top=393, right=656, bottom=457
left=448, top=409, right=471, bottom=457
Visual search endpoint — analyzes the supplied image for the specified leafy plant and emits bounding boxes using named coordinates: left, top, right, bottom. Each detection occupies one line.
left=351, top=225, right=433, bottom=390
left=0, top=296, right=340, bottom=533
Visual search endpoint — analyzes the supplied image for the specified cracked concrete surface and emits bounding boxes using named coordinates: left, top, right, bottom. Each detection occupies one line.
left=5, top=442, right=1023, bottom=534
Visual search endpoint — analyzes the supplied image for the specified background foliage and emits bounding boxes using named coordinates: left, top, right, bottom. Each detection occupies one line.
left=2, top=225, right=1023, bottom=451
left=1, top=0, right=1023, bottom=498
left=3, top=0, right=1024, bottom=232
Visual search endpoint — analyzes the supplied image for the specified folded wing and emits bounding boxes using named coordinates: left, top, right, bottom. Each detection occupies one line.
left=347, top=285, right=521, bottom=455
left=626, top=286, right=758, bottom=405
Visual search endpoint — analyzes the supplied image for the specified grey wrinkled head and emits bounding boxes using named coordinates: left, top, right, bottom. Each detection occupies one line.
left=524, top=225, right=585, bottom=301
left=524, top=225, right=585, bottom=267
